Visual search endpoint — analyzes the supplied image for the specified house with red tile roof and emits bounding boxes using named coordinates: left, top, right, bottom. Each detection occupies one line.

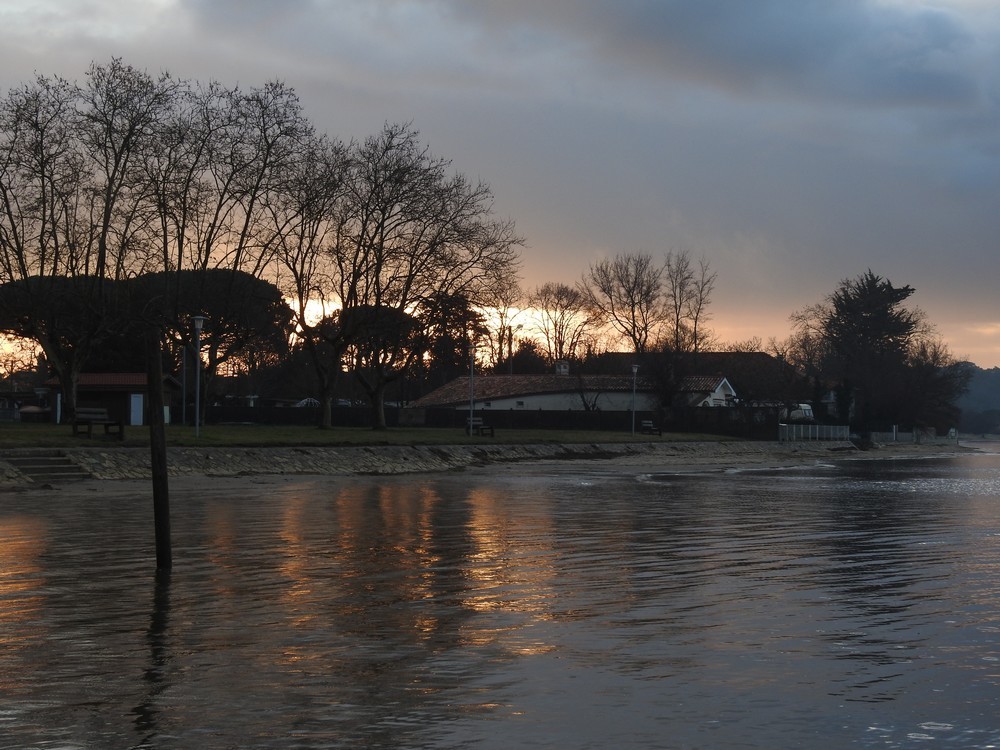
left=675, top=375, right=737, bottom=407
left=410, top=372, right=736, bottom=412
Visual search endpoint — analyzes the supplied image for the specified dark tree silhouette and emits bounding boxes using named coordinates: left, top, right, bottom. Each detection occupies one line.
left=792, top=270, right=968, bottom=433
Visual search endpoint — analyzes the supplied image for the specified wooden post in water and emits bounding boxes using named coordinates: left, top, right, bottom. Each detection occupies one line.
left=145, top=325, right=171, bottom=570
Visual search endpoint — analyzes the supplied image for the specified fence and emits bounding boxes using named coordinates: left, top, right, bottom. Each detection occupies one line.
left=203, top=403, right=848, bottom=442
left=870, top=429, right=915, bottom=444
left=870, top=428, right=960, bottom=445
left=418, top=405, right=782, bottom=440
left=779, top=423, right=850, bottom=442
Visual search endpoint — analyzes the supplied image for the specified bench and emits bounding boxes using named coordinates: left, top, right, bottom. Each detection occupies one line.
left=72, top=407, right=124, bottom=440
left=466, top=416, right=495, bottom=437
left=640, top=420, right=662, bottom=436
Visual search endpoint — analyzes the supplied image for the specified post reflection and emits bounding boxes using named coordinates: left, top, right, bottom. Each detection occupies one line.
left=132, top=569, right=172, bottom=740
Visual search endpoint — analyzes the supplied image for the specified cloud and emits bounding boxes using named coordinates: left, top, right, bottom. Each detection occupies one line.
left=437, top=0, right=985, bottom=110
left=0, top=0, right=998, bottom=364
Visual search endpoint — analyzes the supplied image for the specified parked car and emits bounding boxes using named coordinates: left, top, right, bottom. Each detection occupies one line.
left=782, top=403, right=815, bottom=423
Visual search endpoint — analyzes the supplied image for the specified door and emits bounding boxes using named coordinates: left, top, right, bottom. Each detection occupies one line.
left=130, top=393, right=144, bottom=426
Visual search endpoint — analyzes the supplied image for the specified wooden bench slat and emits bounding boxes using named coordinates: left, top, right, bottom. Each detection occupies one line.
left=466, top=417, right=495, bottom=437
left=640, top=420, right=662, bottom=436
left=72, top=408, right=124, bottom=440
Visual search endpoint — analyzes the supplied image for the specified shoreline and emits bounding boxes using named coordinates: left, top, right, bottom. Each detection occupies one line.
left=0, top=438, right=980, bottom=491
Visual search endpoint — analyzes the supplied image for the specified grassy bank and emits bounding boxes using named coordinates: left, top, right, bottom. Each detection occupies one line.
left=0, top=422, right=734, bottom=450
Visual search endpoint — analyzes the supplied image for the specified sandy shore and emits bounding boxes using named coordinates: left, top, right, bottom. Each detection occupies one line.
left=464, top=439, right=978, bottom=479
left=1, top=438, right=979, bottom=497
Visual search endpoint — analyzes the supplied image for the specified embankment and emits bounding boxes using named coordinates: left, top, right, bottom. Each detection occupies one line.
left=0, top=439, right=969, bottom=486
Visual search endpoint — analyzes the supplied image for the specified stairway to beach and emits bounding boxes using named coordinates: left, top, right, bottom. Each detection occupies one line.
left=5, top=451, right=92, bottom=484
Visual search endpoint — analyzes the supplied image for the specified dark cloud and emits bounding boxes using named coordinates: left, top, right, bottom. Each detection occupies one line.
left=445, top=0, right=980, bottom=108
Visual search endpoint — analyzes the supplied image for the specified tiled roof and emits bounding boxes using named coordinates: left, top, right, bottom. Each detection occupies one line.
left=677, top=375, right=721, bottom=393
left=45, top=373, right=181, bottom=389
left=411, top=374, right=646, bottom=407
left=46, top=373, right=149, bottom=387
left=410, top=352, right=809, bottom=409
left=682, top=352, right=809, bottom=401
left=79, top=373, right=149, bottom=386
left=411, top=372, right=733, bottom=408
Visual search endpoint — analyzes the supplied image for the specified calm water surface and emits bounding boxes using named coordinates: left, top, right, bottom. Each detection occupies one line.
left=3, top=447, right=1000, bottom=748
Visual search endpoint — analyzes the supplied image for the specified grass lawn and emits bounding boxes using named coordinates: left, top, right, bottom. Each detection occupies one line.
left=0, top=422, right=734, bottom=449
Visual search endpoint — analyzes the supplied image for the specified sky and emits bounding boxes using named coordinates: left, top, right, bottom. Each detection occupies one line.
left=1, top=0, right=999, bottom=366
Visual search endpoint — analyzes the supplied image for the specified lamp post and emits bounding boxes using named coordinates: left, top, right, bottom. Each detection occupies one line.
left=192, top=315, right=206, bottom=438
left=631, top=364, right=639, bottom=435
left=180, top=347, right=187, bottom=426
left=468, top=338, right=475, bottom=435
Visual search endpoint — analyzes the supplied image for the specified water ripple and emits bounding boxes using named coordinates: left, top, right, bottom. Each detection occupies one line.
left=3, top=455, right=1000, bottom=747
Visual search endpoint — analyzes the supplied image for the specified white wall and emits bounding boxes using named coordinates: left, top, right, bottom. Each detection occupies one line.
left=471, top=392, right=661, bottom=411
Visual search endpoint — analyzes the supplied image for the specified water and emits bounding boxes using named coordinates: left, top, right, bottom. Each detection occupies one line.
left=3, top=448, right=1000, bottom=748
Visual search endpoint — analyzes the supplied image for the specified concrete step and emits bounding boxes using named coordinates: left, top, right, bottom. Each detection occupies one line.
left=6, top=452, right=92, bottom=483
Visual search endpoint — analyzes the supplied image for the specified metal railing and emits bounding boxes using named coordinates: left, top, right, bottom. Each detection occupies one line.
left=779, top=423, right=850, bottom=442
left=870, top=430, right=915, bottom=444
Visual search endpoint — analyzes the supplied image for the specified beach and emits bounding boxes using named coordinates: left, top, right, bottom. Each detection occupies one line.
left=0, top=438, right=972, bottom=496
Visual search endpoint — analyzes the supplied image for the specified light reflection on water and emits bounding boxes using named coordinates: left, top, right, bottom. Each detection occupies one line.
left=2, top=450, right=1000, bottom=748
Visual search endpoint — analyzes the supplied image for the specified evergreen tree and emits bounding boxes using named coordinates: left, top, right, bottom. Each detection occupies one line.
left=792, top=270, right=968, bottom=433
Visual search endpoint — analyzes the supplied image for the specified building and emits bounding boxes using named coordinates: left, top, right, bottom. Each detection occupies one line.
left=676, top=375, right=737, bottom=407
left=410, top=372, right=660, bottom=412
left=44, top=373, right=180, bottom=425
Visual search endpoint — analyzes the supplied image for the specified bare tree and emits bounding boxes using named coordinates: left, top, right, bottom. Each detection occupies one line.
left=0, top=334, right=39, bottom=389
left=662, top=250, right=716, bottom=353
left=529, top=282, right=599, bottom=364
left=0, top=73, right=85, bottom=281
left=0, top=65, right=523, bottom=435
left=268, top=133, right=348, bottom=426
left=326, top=123, right=522, bottom=427
left=481, top=277, right=523, bottom=370
left=723, top=336, right=763, bottom=353
left=142, top=78, right=314, bottom=415
left=141, top=76, right=313, bottom=277
left=78, top=58, right=180, bottom=281
left=686, top=256, right=717, bottom=352
left=0, top=61, right=177, bottom=418
left=0, top=61, right=319, bottom=421
left=663, top=250, right=693, bottom=351
left=582, top=252, right=666, bottom=354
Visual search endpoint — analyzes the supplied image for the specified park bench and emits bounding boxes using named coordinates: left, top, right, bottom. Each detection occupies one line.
left=466, top=416, right=495, bottom=437
left=72, top=407, right=124, bottom=440
left=640, top=419, right=662, bottom=436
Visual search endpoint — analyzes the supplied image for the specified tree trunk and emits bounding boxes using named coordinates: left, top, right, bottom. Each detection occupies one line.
left=370, top=379, right=388, bottom=430
left=46, top=356, right=82, bottom=423
left=320, top=393, right=334, bottom=429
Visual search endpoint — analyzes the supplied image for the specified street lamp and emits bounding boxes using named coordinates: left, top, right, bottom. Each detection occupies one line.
left=468, top=338, right=475, bottom=435
left=631, top=364, right=639, bottom=435
left=192, top=315, right=206, bottom=438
